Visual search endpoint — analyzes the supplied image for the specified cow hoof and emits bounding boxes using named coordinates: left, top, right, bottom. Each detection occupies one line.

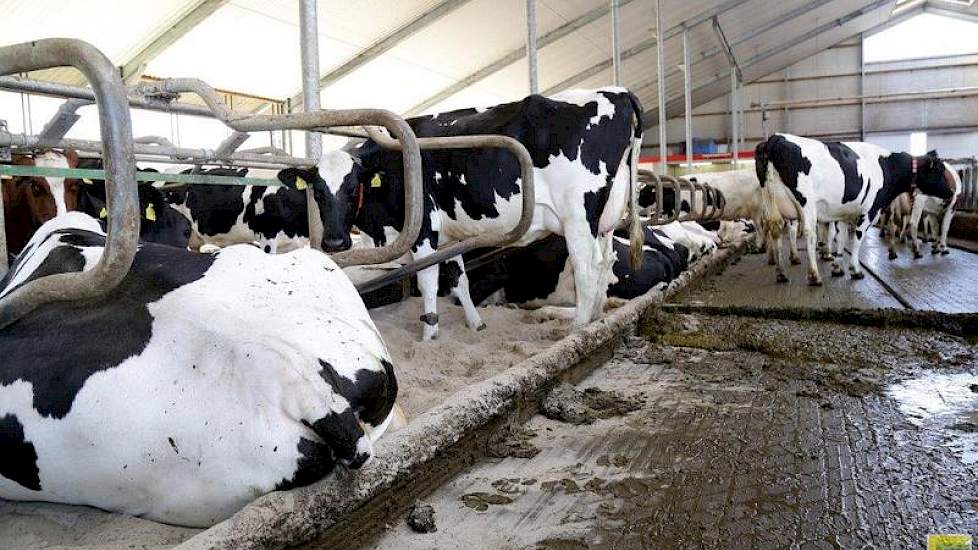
left=831, top=269, right=844, bottom=277
left=767, top=258, right=777, bottom=266
left=850, top=272, right=865, bottom=280
left=776, top=273, right=789, bottom=284
left=475, top=322, right=488, bottom=332
left=819, top=255, right=832, bottom=262
left=888, top=251, right=898, bottom=260
left=832, top=253, right=841, bottom=258
left=790, top=257, right=801, bottom=265
left=913, top=252, right=923, bottom=260
left=931, top=248, right=939, bottom=255
left=808, top=276, right=823, bottom=287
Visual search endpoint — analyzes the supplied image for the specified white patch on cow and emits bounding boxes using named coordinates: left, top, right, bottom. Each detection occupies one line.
left=429, top=207, right=442, bottom=232
left=318, top=150, right=355, bottom=195
left=549, top=87, right=621, bottom=129
left=33, top=151, right=71, bottom=216
left=0, top=239, right=399, bottom=527
left=0, top=213, right=105, bottom=298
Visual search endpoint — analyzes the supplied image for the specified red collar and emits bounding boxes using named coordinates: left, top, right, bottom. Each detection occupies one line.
left=355, top=181, right=365, bottom=212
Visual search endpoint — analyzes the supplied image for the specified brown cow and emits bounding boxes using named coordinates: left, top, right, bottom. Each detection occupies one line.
left=2, top=149, right=78, bottom=256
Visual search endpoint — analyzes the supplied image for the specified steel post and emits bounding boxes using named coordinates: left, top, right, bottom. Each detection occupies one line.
left=299, top=0, right=324, bottom=251
left=682, top=26, right=693, bottom=170
left=0, top=38, right=139, bottom=328
left=526, top=0, right=539, bottom=94
left=611, top=0, right=622, bottom=86
left=731, top=70, right=739, bottom=166
left=654, top=0, right=666, bottom=173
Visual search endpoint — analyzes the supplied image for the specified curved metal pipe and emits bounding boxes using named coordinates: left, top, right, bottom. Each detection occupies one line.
left=353, top=127, right=536, bottom=293
left=0, top=38, right=139, bottom=329
left=658, top=174, right=687, bottom=224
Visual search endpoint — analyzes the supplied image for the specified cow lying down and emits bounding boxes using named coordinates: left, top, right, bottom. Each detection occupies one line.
left=0, top=213, right=399, bottom=527
left=454, top=221, right=713, bottom=308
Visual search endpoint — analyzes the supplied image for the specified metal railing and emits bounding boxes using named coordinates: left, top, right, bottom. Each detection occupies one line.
left=0, top=38, right=139, bottom=328
left=638, top=169, right=725, bottom=225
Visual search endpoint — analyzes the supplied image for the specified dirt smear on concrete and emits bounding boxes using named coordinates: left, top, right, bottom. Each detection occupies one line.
left=540, top=384, right=644, bottom=425
left=374, top=313, right=978, bottom=549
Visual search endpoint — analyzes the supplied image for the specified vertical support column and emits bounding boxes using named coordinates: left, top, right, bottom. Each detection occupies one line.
left=0, top=174, right=6, bottom=275
left=611, top=0, right=622, bottom=86
left=299, top=0, right=324, bottom=251
left=654, top=0, right=667, bottom=174
left=731, top=70, right=739, bottom=167
left=526, top=0, right=539, bottom=94
left=859, top=33, right=866, bottom=141
left=682, top=26, right=692, bottom=171
left=782, top=67, right=789, bottom=133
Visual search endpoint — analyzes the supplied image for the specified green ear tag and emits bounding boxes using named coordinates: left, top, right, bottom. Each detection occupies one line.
left=370, top=173, right=382, bottom=188
left=145, top=204, right=157, bottom=221
left=99, top=207, right=108, bottom=219
left=295, top=176, right=308, bottom=190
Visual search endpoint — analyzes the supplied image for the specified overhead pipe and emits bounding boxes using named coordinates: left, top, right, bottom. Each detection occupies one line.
left=0, top=38, right=139, bottom=328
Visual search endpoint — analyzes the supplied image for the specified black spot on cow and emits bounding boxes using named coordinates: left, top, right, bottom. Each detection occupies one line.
left=274, top=437, right=336, bottom=492
left=436, top=259, right=463, bottom=297
left=755, top=134, right=810, bottom=206
left=0, top=414, right=41, bottom=491
left=0, top=234, right=214, bottom=418
left=317, top=359, right=397, bottom=428
left=823, top=142, right=865, bottom=203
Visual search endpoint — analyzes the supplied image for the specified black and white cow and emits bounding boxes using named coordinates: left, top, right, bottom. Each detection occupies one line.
left=457, top=225, right=691, bottom=307
left=161, top=158, right=353, bottom=254
left=754, top=133, right=953, bottom=285
left=0, top=212, right=400, bottom=527
left=69, top=163, right=192, bottom=249
left=334, top=88, right=645, bottom=340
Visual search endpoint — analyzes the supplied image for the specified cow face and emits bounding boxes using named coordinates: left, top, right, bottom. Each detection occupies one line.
left=76, top=176, right=193, bottom=249
left=915, top=150, right=954, bottom=200
left=277, top=157, right=355, bottom=253
left=10, top=155, right=58, bottom=225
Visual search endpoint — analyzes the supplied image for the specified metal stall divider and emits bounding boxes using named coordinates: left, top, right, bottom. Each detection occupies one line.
left=0, top=38, right=139, bottom=328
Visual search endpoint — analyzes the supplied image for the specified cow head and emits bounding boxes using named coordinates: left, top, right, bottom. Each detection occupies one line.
left=277, top=150, right=358, bottom=252
left=7, top=154, right=58, bottom=224
left=75, top=169, right=193, bottom=249
left=913, top=150, right=954, bottom=200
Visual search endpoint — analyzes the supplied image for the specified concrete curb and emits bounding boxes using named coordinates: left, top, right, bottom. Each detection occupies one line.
left=178, top=243, right=745, bottom=550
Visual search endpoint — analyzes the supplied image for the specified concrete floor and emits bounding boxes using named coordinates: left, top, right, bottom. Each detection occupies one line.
left=680, top=232, right=978, bottom=313
left=374, top=313, right=978, bottom=549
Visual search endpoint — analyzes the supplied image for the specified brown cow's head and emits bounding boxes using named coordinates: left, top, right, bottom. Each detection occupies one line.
left=2, top=149, right=79, bottom=255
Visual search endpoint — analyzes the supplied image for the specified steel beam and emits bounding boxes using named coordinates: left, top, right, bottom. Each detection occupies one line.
left=682, top=26, right=692, bottom=169
left=544, top=0, right=752, bottom=95
left=406, top=0, right=636, bottom=115
left=299, top=0, right=324, bottom=251
left=731, top=70, right=739, bottom=166
left=527, top=0, right=539, bottom=93
left=924, top=5, right=978, bottom=25
left=289, top=0, right=473, bottom=108
left=711, top=16, right=741, bottom=82
left=120, top=0, right=229, bottom=81
left=611, top=0, right=622, bottom=86
left=655, top=0, right=666, bottom=173
left=642, top=0, right=896, bottom=124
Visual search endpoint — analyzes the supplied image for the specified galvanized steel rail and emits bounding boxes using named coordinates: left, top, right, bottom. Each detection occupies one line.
left=0, top=38, right=139, bottom=328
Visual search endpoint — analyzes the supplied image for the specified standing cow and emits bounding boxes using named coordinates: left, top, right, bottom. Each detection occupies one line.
left=754, top=133, right=952, bottom=285
left=334, top=88, right=645, bottom=340
left=2, top=149, right=77, bottom=256
left=908, top=162, right=961, bottom=258
left=0, top=212, right=400, bottom=527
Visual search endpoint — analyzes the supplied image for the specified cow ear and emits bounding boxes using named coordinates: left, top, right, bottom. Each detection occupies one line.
left=237, top=168, right=248, bottom=177
left=927, top=150, right=939, bottom=158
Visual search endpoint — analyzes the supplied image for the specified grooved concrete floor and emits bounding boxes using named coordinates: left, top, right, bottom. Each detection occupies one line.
left=680, top=233, right=978, bottom=313
left=374, top=314, right=978, bottom=549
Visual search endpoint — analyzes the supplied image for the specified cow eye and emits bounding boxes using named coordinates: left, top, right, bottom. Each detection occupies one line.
left=30, top=181, right=44, bottom=195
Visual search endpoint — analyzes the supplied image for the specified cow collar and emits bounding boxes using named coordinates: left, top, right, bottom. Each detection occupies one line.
left=355, top=180, right=365, bottom=212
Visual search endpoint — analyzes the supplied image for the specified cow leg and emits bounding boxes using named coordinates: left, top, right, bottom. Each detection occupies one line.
left=908, top=196, right=925, bottom=259
left=937, top=206, right=954, bottom=255
left=801, top=210, right=821, bottom=286
left=788, top=220, right=801, bottom=265
left=885, top=212, right=898, bottom=260
left=766, top=228, right=777, bottom=265
left=818, top=221, right=833, bottom=261
left=589, top=234, right=614, bottom=319
left=412, top=242, right=441, bottom=341
left=563, top=221, right=604, bottom=326
left=829, top=223, right=845, bottom=277
left=752, top=215, right=767, bottom=254
left=848, top=224, right=868, bottom=280
left=445, top=256, right=486, bottom=332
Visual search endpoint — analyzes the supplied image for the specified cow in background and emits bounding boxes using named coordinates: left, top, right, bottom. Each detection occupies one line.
left=754, top=133, right=952, bottom=285
left=908, top=161, right=961, bottom=258
left=2, top=149, right=77, bottom=256
left=336, top=88, right=645, bottom=340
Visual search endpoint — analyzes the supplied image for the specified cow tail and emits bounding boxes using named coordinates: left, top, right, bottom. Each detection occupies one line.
left=754, top=139, right=786, bottom=240
left=627, top=136, right=644, bottom=270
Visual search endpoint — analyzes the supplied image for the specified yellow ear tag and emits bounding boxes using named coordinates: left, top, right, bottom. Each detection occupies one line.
left=295, top=176, right=308, bottom=190
left=145, top=204, right=157, bottom=221
left=99, top=207, right=107, bottom=219
left=0, top=174, right=12, bottom=180
left=370, top=173, right=382, bottom=188
left=82, top=178, right=93, bottom=184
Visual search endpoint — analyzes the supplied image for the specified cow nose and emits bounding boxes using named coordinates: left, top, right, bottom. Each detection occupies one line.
left=323, top=237, right=347, bottom=252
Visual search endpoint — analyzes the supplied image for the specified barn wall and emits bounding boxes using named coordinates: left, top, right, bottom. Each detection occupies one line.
left=643, top=36, right=978, bottom=158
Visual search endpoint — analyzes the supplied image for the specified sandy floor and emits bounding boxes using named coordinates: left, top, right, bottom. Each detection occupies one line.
left=0, top=297, right=574, bottom=549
